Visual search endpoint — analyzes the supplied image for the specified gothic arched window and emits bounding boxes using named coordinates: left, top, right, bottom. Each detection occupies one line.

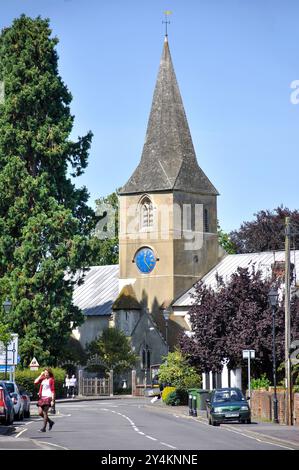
left=140, top=196, right=154, bottom=229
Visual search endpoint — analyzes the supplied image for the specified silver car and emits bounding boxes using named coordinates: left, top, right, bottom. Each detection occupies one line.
left=2, top=381, right=24, bottom=421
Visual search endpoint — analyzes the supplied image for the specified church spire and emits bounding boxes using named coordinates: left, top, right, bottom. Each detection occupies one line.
left=120, top=37, right=218, bottom=196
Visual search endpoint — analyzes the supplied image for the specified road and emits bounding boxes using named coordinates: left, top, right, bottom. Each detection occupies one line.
left=0, top=398, right=297, bottom=451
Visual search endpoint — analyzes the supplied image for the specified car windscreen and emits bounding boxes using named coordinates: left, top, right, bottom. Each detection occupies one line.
left=213, top=390, right=243, bottom=402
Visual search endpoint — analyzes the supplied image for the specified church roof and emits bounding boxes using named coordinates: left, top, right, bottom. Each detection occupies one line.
left=172, top=250, right=299, bottom=308
left=120, top=36, right=218, bottom=196
left=112, top=284, right=142, bottom=310
left=73, top=265, right=119, bottom=316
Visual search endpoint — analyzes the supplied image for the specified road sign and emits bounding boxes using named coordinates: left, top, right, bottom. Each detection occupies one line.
left=0, top=334, right=18, bottom=366
left=29, top=357, right=39, bottom=371
left=0, top=365, right=13, bottom=373
left=242, top=349, right=255, bottom=359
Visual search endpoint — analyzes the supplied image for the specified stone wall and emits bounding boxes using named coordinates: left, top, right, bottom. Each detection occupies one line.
left=250, top=389, right=299, bottom=425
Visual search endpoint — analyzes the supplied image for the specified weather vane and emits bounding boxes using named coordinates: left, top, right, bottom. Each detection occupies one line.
left=162, top=10, right=172, bottom=37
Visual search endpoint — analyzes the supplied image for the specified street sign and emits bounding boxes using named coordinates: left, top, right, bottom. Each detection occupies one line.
left=29, top=357, right=39, bottom=371
left=0, top=365, right=13, bottom=373
left=242, top=349, right=255, bottom=359
left=0, top=334, right=18, bottom=366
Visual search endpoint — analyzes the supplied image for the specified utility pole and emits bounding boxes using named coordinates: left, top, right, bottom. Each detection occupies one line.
left=285, top=217, right=292, bottom=425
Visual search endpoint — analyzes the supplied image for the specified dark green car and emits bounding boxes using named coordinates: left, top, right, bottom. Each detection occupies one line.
left=206, top=387, right=251, bottom=426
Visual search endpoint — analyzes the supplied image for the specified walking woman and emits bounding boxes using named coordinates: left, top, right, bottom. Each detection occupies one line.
left=34, top=368, right=55, bottom=432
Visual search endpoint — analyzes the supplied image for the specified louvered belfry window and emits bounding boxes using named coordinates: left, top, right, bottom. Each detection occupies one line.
left=141, top=196, right=153, bottom=228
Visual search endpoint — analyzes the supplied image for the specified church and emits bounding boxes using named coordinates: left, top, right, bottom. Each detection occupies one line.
left=72, top=35, right=299, bottom=388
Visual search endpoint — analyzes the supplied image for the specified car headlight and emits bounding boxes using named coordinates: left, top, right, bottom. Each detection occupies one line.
left=241, top=406, right=249, bottom=410
left=214, top=407, right=222, bottom=413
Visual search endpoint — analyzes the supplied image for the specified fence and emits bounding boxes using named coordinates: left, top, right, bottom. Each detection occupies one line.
left=79, top=377, right=111, bottom=396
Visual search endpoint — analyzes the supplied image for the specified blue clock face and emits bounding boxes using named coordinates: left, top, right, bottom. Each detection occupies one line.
left=135, top=247, right=156, bottom=274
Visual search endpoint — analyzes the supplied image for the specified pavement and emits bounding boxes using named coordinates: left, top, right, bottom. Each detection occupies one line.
left=1, top=395, right=298, bottom=449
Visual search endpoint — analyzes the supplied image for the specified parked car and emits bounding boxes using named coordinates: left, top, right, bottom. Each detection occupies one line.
left=19, top=387, right=31, bottom=418
left=206, top=387, right=251, bottom=426
left=1, top=381, right=24, bottom=421
left=0, top=382, right=14, bottom=425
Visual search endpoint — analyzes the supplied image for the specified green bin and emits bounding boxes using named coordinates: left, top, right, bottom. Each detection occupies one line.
left=192, top=389, right=211, bottom=411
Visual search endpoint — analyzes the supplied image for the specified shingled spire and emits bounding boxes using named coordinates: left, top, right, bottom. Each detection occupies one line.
left=120, top=36, right=218, bottom=195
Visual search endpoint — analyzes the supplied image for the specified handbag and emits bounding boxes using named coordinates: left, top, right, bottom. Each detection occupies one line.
left=37, top=397, right=52, bottom=407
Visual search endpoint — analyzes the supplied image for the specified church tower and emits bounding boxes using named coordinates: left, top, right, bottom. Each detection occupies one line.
left=119, top=36, right=219, bottom=341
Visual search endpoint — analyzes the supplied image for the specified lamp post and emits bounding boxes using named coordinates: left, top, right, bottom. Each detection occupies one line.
left=2, top=299, right=12, bottom=380
left=268, top=287, right=279, bottom=424
left=162, top=308, right=170, bottom=354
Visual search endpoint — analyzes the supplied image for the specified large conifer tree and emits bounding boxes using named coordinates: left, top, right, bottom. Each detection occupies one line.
left=0, top=15, right=98, bottom=365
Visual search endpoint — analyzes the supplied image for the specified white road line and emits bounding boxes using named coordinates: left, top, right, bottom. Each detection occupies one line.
left=223, top=426, right=294, bottom=450
left=160, top=442, right=177, bottom=449
left=33, top=439, right=69, bottom=450
left=99, top=408, right=176, bottom=449
left=15, top=428, right=28, bottom=439
left=196, top=417, right=295, bottom=450
left=145, top=436, right=157, bottom=441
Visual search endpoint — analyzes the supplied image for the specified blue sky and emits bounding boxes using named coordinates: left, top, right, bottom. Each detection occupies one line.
left=1, top=0, right=299, bottom=232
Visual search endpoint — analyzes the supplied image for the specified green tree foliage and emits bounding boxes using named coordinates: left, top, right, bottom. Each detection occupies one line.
left=93, top=191, right=119, bottom=265
left=217, top=223, right=236, bottom=254
left=87, top=328, right=138, bottom=374
left=0, top=322, right=11, bottom=345
left=0, top=15, right=100, bottom=366
left=158, top=350, right=201, bottom=390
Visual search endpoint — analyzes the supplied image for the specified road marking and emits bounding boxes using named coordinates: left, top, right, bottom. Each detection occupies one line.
left=223, top=425, right=295, bottom=450
left=15, top=428, right=28, bottom=439
left=195, top=416, right=295, bottom=450
left=160, top=442, right=177, bottom=449
left=98, top=408, right=177, bottom=449
left=32, top=439, right=69, bottom=450
left=145, top=436, right=157, bottom=441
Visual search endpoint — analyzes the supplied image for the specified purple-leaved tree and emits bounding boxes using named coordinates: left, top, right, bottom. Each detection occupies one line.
left=180, top=267, right=299, bottom=380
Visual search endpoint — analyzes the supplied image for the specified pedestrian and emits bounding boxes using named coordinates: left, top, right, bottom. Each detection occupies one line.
left=34, top=368, right=55, bottom=432
left=65, top=374, right=71, bottom=397
left=69, top=374, right=77, bottom=398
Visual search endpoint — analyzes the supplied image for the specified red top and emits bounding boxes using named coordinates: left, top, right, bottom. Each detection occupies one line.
left=36, top=376, right=55, bottom=397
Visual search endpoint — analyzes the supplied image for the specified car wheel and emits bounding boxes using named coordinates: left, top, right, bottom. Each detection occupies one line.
left=212, top=419, right=220, bottom=426
left=246, top=418, right=251, bottom=424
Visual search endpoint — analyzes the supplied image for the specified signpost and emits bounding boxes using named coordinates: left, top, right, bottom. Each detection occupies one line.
left=0, top=334, right=18, bottom=379
left=242, top=349, right=255, bottom=402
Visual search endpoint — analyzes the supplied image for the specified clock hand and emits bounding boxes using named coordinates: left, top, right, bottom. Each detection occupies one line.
left=143, top=252, right=150, bottom=269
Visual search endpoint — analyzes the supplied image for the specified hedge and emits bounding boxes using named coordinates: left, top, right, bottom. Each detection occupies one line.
left=164, top=389, right=188, bottom=406
left=162, top=386, right=176, bottom=402
left=0, top=368, right=66, bottom=399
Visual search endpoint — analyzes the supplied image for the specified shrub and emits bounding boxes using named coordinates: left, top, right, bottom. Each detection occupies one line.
left=164, top=388, right=188, bottom=406
left=0, top=367, right=66, bottom=399
left=158, top=350, right=201, bottom=391
left=165, top=391, right=180, bottom=406
left=251, top=373, right=271, bottom=390
left=162, top=386, right=176, bottom=402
